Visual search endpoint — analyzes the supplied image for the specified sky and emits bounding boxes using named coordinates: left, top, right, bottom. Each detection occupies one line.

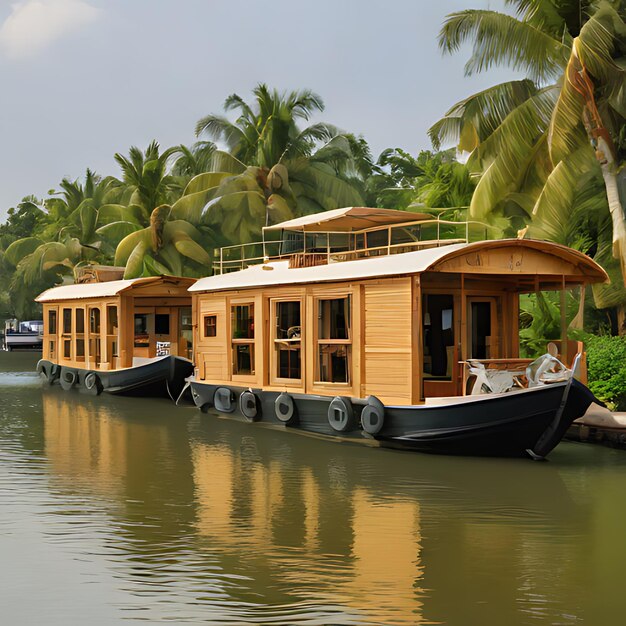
left=0, top=0, right=517, bottom=218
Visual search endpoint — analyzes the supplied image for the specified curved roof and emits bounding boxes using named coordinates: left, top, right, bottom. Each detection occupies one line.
left=36, top=276, right=196, bottom=303
left=190, top=239, right=608, bottom=293
left=263, top=207, right=432, bottom=232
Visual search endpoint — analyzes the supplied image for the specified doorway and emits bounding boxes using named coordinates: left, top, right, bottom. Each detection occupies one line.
left=467, top=297, right=499, bottom=359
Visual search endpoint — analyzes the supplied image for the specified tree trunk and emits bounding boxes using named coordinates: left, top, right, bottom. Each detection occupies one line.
left=617, top=303, right=626, bottom=337
left=597, top=136, right=626, bottom=287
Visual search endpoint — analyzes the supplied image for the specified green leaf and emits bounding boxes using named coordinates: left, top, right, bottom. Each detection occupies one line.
left=115, top=228, right=150, bottom=266
left=96, top=221, right=143, bottom=246
left=124, top=240, right=149, bottom=279
left=4, top=237, right=44, bottom=266
left=183, top=172, right=231, bottom=196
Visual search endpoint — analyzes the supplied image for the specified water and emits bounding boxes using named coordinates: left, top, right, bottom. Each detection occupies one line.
left=1, top=353, right=625, bottom=625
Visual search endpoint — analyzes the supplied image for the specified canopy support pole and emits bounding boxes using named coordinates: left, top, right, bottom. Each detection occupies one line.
left=560, top=276, right=568, bottom=366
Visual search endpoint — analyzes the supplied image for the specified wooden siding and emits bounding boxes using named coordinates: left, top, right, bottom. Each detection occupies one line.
left=362, top=279, right=413, bottom=405
left=41, top=277, right=193, bottom=372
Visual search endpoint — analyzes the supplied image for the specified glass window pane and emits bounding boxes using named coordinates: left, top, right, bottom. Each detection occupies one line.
left=107, top=306, right=118, bottom=335
left=75, top=309, right=85, bottom=334
left=276, top=302, right=300, bottom=339
left=62, top=309, right=72, bottom=334
left=48, top=310, right=57, bottom=334
left=155, top=314, right=170, bottom=335
left=318, top=344, right=349, bottom=383
left=90, top=308, right=101, bottom=333
left=232, top=304, right=254, bottom=339
left=233, top=344, right=254, bottom=375
left=318, top=298, right=350, bottom=340
left=204, top=315, right=217, bottom=337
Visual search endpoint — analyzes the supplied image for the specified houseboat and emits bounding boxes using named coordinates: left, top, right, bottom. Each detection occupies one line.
left=36, top=270, right=195, bottom=398
left=187, top=207, right=608, bottom=459
left=3, top=319, right=43, bottom=351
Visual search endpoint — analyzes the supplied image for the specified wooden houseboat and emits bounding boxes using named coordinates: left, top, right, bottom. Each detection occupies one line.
left=187, top=207, right=608, bottom=459
left=36, top=272, right=195, bottom=398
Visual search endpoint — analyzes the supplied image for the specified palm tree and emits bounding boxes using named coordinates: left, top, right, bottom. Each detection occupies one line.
left=113, top=140, right=181, bottom=215
left=429, top=1, right=626, bottom=300
left=191, top=84, right=365, bottom=243
left=4, top=170, right=118, bottom=286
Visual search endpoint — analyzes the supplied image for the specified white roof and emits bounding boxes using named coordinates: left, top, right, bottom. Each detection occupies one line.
left=190, top=238, right=608, bottom=294
left=190, top=243, right=469, bottom=293
left=263, top=206, right=431, bottom=232
left=36, top=277, right=157, bottom=302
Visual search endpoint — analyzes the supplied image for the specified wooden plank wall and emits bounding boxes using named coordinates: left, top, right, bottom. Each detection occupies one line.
left=362, top=278, right=413, bottom=405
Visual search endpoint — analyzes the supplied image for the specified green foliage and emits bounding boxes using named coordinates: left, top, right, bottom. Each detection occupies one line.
left=431, top=0, right=626, bottom=309
left=367, top=148, right=476, bottom=212
left=580, top=333, right=626, bottom=410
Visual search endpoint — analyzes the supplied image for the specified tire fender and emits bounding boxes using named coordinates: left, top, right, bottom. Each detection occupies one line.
left=328, top=396, right=354, bottom=433
left=239, top=390, right=259, bottom=422
left=59, top=367, right=77, bottom=391
left=361, top=395, right=385, bottom=435
left=275, top=393, right=298, bottom=425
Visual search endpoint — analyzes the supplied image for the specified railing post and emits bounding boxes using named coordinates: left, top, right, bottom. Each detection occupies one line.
left=220, top=247, right=223, bottom=275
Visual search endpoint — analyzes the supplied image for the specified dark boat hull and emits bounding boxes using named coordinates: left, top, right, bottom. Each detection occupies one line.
left=189, top=379, right=599, bottom=459
left=37, top=357, right=194, bottom=399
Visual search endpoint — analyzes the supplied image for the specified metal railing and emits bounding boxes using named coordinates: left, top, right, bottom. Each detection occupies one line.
left=213, top=218, right=492, bottom=274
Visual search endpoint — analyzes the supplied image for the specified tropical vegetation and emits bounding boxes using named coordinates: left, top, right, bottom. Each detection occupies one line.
left=429, top=0, right=626, bottom=329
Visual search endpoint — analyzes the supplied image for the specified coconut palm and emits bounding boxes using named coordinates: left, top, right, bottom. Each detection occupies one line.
left=429, top=1, right=626, bottom=293
left=192, top=84, right=365, bottom=243
left=113, top=140, right=181, bottom=215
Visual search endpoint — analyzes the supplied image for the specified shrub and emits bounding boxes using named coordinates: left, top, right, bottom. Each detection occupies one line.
left=581, top=333, right=626, bottom=411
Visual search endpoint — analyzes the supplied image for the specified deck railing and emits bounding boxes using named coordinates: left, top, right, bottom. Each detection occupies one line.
left=213, top=218, right=492, bottom=274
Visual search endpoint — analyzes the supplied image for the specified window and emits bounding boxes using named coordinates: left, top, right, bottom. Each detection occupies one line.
left=63, top=339, right=71, bottom=359
left=106, top=306, right=118, bottom=335
left=134, top=313, right=149, bottom=348
left=274, top=301, right=301, bottom=380
left=180, top=307, right=193, bottom=359
left=317, top=297, right=351, bottom=384
left=75, top=308, right=85, bottom=334
left=48, top=310, right=57, bottom=335
left=203, top=315, right=217, bottom=337
left=231, top=304, right=254, bottom=375
left=62, top=308, right=72, bottom=334
left=155, top=314, right=170, bottom=335
left=90, top=308, right=101, bottom=333
left=75, top=308, right=85, bottom=360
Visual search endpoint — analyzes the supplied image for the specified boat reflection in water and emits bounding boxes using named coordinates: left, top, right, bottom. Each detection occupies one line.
left=38, top=388, right=626, bottom=625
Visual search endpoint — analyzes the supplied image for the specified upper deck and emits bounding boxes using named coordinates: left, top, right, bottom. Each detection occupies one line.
left=214, top=207, right=491, bottom=274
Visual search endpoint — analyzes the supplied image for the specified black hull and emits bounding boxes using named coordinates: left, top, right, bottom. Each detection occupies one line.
left=189, top=379, right=600, bottom=459
left=37, top=357, right=194, bottom=399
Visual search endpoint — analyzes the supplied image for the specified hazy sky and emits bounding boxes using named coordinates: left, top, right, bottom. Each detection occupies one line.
left=0, top=0, right=517, bottom=218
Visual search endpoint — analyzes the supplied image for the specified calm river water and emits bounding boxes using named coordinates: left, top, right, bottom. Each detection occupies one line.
left=1, top=352, right=625, bottom=625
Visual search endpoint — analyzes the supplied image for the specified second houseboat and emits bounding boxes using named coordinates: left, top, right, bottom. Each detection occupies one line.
left=36, top=270, right=195, bottom=398
left=187, top=207, right=607, bottom=459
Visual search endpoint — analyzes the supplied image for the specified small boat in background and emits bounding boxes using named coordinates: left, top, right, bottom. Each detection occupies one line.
left=35, top=268, right=195, bottom=399
left=3, top=319, right=43, bottom=351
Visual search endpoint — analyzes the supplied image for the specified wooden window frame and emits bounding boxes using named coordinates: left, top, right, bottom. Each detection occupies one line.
left=61, top=307, right=72, bottom=360
left=230, top=301, right=256, bottom=380
left=203, top=314, right=217, bottom=338
left=314, top=295, right=352, bottom=386
left=270, top=298, right=303, bottom=386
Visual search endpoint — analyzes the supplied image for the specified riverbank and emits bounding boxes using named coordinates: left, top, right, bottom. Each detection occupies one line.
left=567, top=405, right=626, bottom=450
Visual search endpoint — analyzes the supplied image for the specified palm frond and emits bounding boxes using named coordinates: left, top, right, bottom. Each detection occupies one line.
left=439, top=9, right=570, bottom=82
left=429, top=79, right=538, bottom=150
